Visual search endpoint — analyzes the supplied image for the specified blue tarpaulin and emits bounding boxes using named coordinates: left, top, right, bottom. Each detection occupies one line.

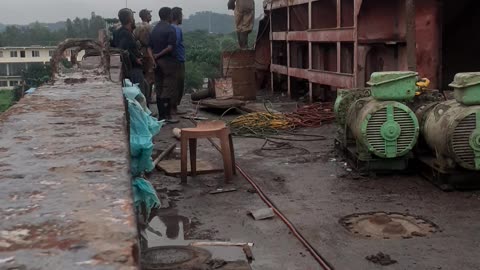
left=123, top=80, right=162, bottom=214
left=132, top=177, right=161, bottom=219
left=123, top=79, right=163, bottom=176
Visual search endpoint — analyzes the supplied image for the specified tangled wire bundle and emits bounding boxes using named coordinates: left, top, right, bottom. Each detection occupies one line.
left=229, top=112, right=294, bottom=137
left=229, top=103, right=335, bottom=138
left=285, top=103, right=335, bottom=128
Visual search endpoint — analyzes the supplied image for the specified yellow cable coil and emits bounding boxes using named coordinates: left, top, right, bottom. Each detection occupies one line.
left=229, top=112, right=294, bottom=131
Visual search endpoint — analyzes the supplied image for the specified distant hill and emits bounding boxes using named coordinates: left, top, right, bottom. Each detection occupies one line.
left=182, top=12, right=235, bottom=34
left=0, top=11, right=260, bottom=34
left=39, top=21, right=66, bottom=31
left=0, top=21, right=66, bottom=33
left=180, top=11, right=260, bottom=34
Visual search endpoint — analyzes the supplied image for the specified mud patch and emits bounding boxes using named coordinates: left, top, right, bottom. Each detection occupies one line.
left=0, top=222, right=80, bottom=252
left=64, top=78, right=87, bottom=84
left=253, top=147, right=309, bottom=158
left=53, top=133, right=78, bottom=138
left=142, top=246, right=212, bottom=270
left=287, top=153, right=326, bottom=164
left=340, top=212, right=438, bottom=239
left=366, top=252, right=398, bottom=266
left=14, top=136, right=33, bottom=142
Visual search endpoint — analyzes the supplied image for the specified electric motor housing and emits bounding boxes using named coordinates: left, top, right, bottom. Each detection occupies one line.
left=347, top=98, right=420, bottom=158
left=334, top=89, right=371, bottom=126
left=421, top=100, right=480, bottom=170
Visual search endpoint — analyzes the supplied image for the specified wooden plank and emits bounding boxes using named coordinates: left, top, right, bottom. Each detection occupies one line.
left=157, top=159, right=223, bottom=176
left=192, top=98, right=246, bottom=109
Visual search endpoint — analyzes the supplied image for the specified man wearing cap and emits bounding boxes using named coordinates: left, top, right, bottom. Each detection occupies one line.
left=113, top=8, right=145, bottom=92
left=149, top=7, right=178, bottom=123
left=228, top=0, right=255, bottom=49
left=134, top=9, right=155, bottom=104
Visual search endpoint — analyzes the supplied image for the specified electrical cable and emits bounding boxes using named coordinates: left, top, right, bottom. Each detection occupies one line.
left=186, top=118, right=334, bottom=270
left=228, top=102, right=335, bottom=139
left=233, top=165, right=334, bottom=270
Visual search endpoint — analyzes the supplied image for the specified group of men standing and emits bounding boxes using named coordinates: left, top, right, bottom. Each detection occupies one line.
left=112, top=0, right=255, bottom=123
left=113, top=7, right=185, bottom=123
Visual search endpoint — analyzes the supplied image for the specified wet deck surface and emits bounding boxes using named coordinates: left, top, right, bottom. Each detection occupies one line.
left=149, top=102, right=480, bottom=270
left=0, top=79, right=137, bottom=269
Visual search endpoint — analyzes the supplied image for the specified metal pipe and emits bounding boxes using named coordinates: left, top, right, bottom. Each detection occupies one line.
left=232, top=164, right=334, bottom=270
left=185, top=118, right=334, bottom=269
left=197, top=130, right=334, bottom=269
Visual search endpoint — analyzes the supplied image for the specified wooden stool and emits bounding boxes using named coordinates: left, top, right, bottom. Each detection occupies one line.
left=180, top=121, right=236, bottom=184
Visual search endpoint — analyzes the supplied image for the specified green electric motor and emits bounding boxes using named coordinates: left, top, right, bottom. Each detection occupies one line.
left=334, top=88, right=372, bottom=126
left=420, top=73, right=480, bottom=170
left=347, top=98, right=420, bottom=158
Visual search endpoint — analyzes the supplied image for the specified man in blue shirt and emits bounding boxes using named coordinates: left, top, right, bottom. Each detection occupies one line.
left=148, top=7, right=178, bottom=123
left=172, top=7, right=186, bottom=114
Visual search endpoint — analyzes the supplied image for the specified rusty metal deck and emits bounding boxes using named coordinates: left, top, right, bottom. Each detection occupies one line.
left=0, top=78, right=137, bottom=269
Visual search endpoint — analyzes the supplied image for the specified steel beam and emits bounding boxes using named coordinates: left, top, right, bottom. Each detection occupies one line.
left=272, top=29, right=355, bottom=42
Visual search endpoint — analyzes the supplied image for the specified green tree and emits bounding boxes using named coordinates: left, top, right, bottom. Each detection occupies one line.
left=29, top=22, right=53, bottom=44
left=66, top=19, right=75, bottom=38
left=185, top=62, right=204, bottom=90
left=22, top=63, right=51, bottom=87
left=3, top=26, right=22, bottom=45
left=89, top=12, right=105, bottom=38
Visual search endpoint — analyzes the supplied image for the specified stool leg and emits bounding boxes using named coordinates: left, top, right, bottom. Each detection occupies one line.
left=220, top=131, right=234, bottom=184
left=229, top=134, right=236, bottom=175
left=189, top=138, right=197, bottom=177
left=181, top=136, right=188, bottom=184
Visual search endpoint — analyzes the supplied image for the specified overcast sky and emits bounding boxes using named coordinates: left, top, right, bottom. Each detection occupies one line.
left=1, top=0, right=264, bottom=24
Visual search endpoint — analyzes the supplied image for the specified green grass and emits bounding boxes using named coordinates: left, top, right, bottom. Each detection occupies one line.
left=0, top=90, right=14, bottom=113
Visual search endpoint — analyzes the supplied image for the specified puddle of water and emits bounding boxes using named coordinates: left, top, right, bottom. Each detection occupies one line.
left=145, top=214, right=249, bottom=263
left=146, top=215, right=189, bottom=247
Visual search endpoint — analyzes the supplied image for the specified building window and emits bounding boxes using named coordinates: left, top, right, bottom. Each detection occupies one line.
left=10, top=51, right=18, bottom=58
left=8, top=63, right=27, bottom=76
left=9, top=81, right=19, bottom=87
left=20, top=51, right=26, bottom=58
left=0, top=64, right=7, bottom=76
left=32, top=50, right=40, bottom=57
left=49, top=50, right=55, bottom=57
left=0, top=51, right=3, bottom=58
left=0, top=81, right=8, bottom=87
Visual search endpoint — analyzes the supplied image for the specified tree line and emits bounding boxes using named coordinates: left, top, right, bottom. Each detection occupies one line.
left=0, top=13, right=105, bottom=47
left=0, top=12, right=257, bottom=92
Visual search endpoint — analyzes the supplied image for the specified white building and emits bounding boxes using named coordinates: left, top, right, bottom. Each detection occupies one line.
left=0, top=46, right=85, bottom=89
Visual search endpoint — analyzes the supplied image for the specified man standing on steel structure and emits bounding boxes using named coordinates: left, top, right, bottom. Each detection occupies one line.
left=228, top=0, right=255, bottom=49
left=134, top=9, right=156, bottom=104
left=149, top=7, right=179, bottom=123
left=171, top=7, right=186, bottom=115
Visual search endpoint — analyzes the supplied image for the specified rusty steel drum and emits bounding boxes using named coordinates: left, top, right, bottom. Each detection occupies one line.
left=222, top=50, right=257, bottom=100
